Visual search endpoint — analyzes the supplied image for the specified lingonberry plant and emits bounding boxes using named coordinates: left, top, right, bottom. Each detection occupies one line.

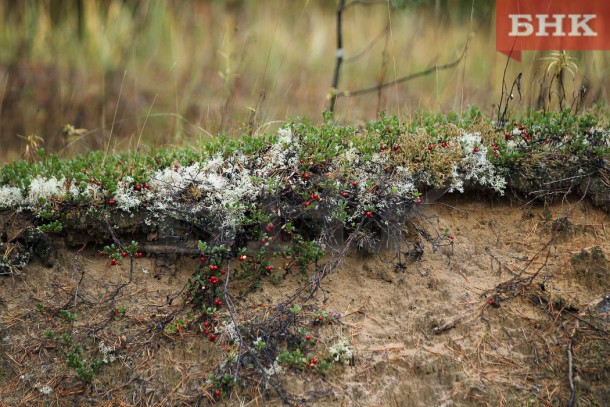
left=99, top=241, right=141, bottom=267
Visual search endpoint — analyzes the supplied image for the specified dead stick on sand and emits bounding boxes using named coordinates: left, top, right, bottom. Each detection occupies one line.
left=567, top=323, right=578, bottom=407
left=432, top=310, right=475, bottom=335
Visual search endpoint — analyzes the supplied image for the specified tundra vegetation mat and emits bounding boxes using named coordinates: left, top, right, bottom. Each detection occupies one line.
left=0, top=112, right=609, bottom=406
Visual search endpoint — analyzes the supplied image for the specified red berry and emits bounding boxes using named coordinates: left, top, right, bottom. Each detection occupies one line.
left=266, top=265, right=273, bottom=272
left=473, top=147, right=479, bottom=153
left=513, top=122, right=518, bottom=127
left=505, top=133, right=510, bottom=140
left=200, top=257, right=206, bottom=262
left=209, top=265, right=218, bottom=271
left=111, top=259, right=118, bottom=266
left=488, top=299, right=494, bottom=305
left=310, top=363, right=315, bottom=368
left=134, top=185, right=141, bottom=191
left=96, top=181, right=102, bottom=186
left=121, top=251, right=127, bottom=257
left=204, top=321, right=209, bottom=327
left=449, top=235, right=455, bottom=240
left=380, top=145, right=387, bottom=151
left=303, top=173, right=310, bottom=179
left=305, top=201, right=311, bottom=207
left=416, top=197, right=423, bottom=203
left=209, top=334, right=216, bottom=341
left=205, top=330, right=209, bottom=335
left=519, top=125, right=525, bottom=131
left=545, top=138, right=550, bottom=143
left=215, top=390, right=221, bottom=397
left=108, top=199, right=116, bottom=206
left=144, top=183, right=150, bottom=189
left=261, top=238, right=267, bottom=244
left=239, top=255, right=246, bottom=261
left=352, top=181, right=359, bottom=187
left=212, top=313, right=218, bottom=318
left=494, top=153, right=499, bottom=157
left=341, top=192, right=349, bottom=198
left=306, top=335, right=311, bottom=341
left=365, top=211, right=373, bottom=218
left=393, top=145, right=399, bottom=151
left=137, top=252, right=143, bottom=258
left=318, top=315, right=323, bottom=321
left=427, top=145, right=434, bottom=151
left=441, top=142, right=447, bottom=148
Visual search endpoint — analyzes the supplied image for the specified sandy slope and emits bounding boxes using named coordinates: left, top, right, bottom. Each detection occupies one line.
left=1, top=195, right=608, bottom=406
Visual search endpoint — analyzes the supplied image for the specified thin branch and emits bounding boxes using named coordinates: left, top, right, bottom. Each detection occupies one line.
left=329, top=0, right=346, bottom=113
left=343, top=24, right=389, bottom=64
left=567, top=335, right=576, bottom=407
left=222, top=259, right=244, bottom=382
left=335, top=38, right=470, bottom=98
left=72, top=244, right=87, bottom=307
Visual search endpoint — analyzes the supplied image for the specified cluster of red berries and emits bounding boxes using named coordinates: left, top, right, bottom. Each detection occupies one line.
left=309, top=192, right=320, bottom=200
left=208, top=275, right=220, bottom=285
left=308, top=357, right=319, bottom=369
left=513, top=123, right=533, bottom=142
left=264, top=223, right=274, bottom=232
left=202, top=315, right=219, bottom=341
left=100, top=251, right=143, bottom=266
left=213, top=298, right=222, bottom=307
left=490, top=142, right=500, bottom=157
left=380, top=144, right=400, bottom=151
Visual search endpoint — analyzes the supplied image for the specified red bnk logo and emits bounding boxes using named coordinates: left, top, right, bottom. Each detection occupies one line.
left=496, top=0, right=610, bottom=61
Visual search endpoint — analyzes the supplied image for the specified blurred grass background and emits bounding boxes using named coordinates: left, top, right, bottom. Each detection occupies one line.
left=0, top=0, right=608, bottom=163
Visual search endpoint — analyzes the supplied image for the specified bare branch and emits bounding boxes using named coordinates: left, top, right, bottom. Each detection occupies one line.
left=335, top=38, right=471, bottom=98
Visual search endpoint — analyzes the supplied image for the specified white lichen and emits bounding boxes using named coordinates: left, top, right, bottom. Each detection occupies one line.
left=0, top=186, right=24, bottom=209
left=329, top=339, right=353, bottom=365
left=98, top=341, right=117, bottom=364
